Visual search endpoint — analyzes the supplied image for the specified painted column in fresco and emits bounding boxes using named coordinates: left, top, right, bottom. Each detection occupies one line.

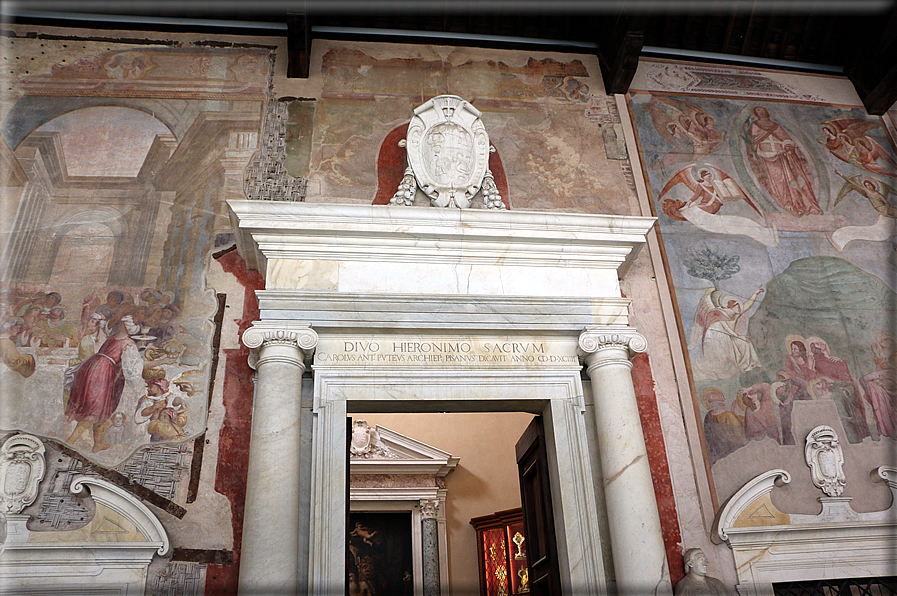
left=239, top=323, right=318, bottom=595
left=579, top=327, right=672, bottom=595
left=419, top=499, right=441, bottom=596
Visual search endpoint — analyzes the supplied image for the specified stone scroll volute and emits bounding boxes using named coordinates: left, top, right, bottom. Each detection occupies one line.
left=241, top=323, right=319, bottom=370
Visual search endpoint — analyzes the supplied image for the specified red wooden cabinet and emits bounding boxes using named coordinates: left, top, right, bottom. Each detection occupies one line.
left=470, top=508, right=530, bottom=596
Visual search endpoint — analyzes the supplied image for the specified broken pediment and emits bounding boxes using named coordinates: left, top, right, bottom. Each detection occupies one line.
left=711, top=463, right=897, bottom=595
left=349, top=422, right=459, bottom=477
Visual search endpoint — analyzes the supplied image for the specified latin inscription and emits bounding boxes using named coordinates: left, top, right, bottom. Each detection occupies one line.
left=315, top=338, right=579, bottom=366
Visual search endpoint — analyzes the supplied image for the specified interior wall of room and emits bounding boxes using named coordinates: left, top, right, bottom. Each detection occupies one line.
left=16, top=18, right=890, bottom=594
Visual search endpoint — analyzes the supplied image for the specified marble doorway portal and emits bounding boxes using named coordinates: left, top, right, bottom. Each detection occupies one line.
left=348, top=420, right=460, bottom=596
left=228, top=201, right=670, bottom=596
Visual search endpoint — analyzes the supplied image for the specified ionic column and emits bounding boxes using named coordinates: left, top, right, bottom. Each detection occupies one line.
left=238, top=323, right=318, bottom=595
left=419, top=499, right=441, bottom=596
left=579, top=327, right=672, bottom=596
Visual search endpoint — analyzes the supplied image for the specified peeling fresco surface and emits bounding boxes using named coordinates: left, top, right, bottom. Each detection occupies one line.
left=297, top=45, right=638, bottom=213
left=1, top=47, right=269, bottom=468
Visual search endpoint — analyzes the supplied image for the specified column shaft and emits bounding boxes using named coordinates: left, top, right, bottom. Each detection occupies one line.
left=420, top=500, right=441, bottom=596
left=581, top=330, right=671, bottom=596
left=239, top=325, right=317, bottom=595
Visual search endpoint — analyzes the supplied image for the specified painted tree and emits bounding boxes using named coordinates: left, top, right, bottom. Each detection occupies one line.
left=683, top=246, right=740, bottom=290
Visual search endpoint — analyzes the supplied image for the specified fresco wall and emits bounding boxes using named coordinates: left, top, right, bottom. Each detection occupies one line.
left=290, top=41, right=639, bottom=214
left=0, top=42, right=267, bottom=468
left=0, top=29, right=273, bottom=593
left=2, top=31, right=839, bottom=595
left=0, top=32, right=682, bottom=595
left=629, top=62, right=897, bottom=511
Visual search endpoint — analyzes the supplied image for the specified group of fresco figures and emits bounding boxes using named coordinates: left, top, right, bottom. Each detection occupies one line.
left=649, top=98, right=897, bottom=221
left=702, top=333, right=897, bottom=464
left=0, top=287, right=188, bottom=453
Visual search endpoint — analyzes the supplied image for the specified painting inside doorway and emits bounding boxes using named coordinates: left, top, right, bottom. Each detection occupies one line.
left=348, top=511, right=414, bottom=596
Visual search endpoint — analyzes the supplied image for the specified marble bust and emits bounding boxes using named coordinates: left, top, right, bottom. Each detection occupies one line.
left=674, top=548, right=730, bottom=596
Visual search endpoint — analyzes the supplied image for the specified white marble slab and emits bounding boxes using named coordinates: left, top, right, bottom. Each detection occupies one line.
left=228, top=201, right=655, bottom=284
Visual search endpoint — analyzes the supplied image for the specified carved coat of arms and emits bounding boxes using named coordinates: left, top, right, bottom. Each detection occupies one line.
left=349, top=420, right=399, bottom=459
left=391, top=95, right=505, bottom=209
left=805, top=425, right=846, bottom=497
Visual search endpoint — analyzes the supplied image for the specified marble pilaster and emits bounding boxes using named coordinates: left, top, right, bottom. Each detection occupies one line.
left=579, top=327, right=672, bottom=596
left=419, top=499, right=440, bottom=596
left=238, top=322, right=318, bottom=596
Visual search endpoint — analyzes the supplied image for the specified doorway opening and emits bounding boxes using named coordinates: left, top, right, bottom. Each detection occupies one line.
left=346, top=412, right=534, bottom=596
left=308, top=367, right=607, bottom=595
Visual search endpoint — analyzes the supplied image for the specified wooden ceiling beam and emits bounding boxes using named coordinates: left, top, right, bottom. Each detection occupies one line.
left=286, top=12, right=311, bottom=79
left=722, top=14, right=737, bottom=54
left=847, top=9, right=897, bottom=115
left=595, top=14, right=646, bottom=96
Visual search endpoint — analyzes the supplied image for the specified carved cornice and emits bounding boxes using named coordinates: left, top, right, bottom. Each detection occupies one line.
left=419, top=499, right=440, bottom=519
left=227, top=201, right=656, bottom=278
left=242, top=322, right=318, bottom=370
left=578, top=326, right=648, bottom=371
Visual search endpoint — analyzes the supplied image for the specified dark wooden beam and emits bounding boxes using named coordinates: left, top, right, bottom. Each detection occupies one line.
left=596, top=15, right=646, bottom=96
left=286, top=13, right=311, bottom=79
left=722, top=14, right=737, bottom=54
left=847, top=9, right=897, bottom=115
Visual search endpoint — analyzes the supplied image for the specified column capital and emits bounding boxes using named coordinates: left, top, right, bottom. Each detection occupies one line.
left=579, top=326, right=648, bottom=356
left=578, top=326, right=647, bottom=373
left=419, top=499, right=440, bottom=519
left=242, top=322, right=319, bottom=370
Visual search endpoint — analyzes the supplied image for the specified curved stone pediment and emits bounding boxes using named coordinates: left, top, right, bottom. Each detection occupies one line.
left=1, top=472, right=169, bottom=594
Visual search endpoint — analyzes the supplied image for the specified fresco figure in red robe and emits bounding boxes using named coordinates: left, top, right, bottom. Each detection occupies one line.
left=860, top=334, right=897, bottom=439
left=784, top=338, right=815, bottom=381
left=747, top=106, right=822, bottom=217
left=807, top=337, right=870, bottom=443
left=65, top=314, right=144, bottom=452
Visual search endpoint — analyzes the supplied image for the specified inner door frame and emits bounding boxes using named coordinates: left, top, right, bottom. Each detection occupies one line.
left=308, top=367, right=608, bottom=596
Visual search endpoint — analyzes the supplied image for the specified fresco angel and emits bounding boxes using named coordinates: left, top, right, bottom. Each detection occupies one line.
left=833, top=171, right=897, bottom=218
left=690, top=286, right=764, bottom=380
left=644, top=96, right=725, bottom=168
left=659, top=164, right=762, bottom=221
left=821, top=118, right=897, bottom=177
left=830, top=172, right=897, bottom=250
left=659, top=165, right=778, bottom=245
